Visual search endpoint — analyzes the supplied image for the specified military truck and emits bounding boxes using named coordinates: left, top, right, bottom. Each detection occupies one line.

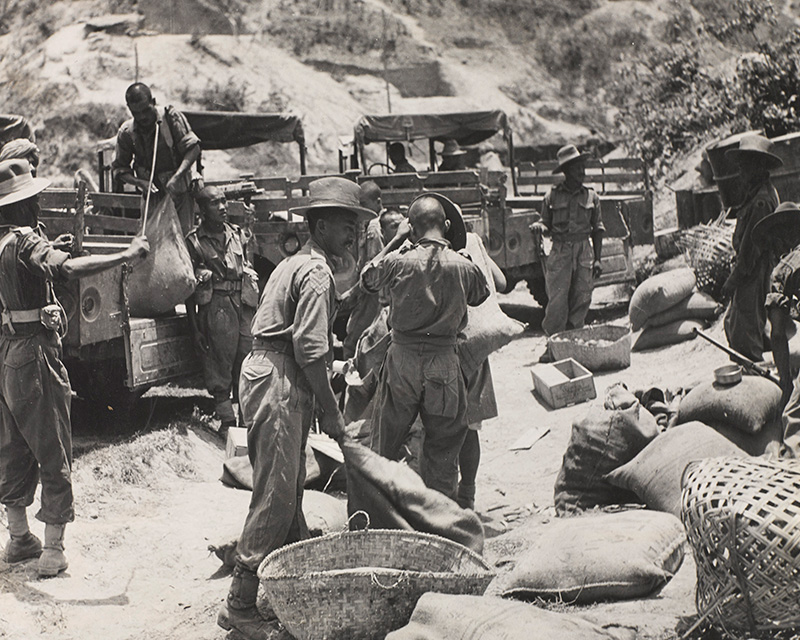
left=38, top=110, right=348, bottom=402
left=344, top=110, right=653, bottom=305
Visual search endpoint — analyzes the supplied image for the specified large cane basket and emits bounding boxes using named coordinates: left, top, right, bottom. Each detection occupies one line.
left=258, top=523, right=494, bottom=640
left=675, top=220, right=736, bottom=300
left=681, top=457, right=800, bottom=636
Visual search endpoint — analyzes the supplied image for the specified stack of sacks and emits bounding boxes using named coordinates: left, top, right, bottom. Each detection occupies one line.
left=629, top=268, right=722, bottom=351
left=554, top=384, right=660, bottom=515
left=674, top=376, right=784, bottom=455
left=603, top=375, right=784, bottom=517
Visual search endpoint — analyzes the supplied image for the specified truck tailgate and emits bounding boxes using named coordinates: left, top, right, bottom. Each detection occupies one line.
left=124, top=315, right=201, bottom=390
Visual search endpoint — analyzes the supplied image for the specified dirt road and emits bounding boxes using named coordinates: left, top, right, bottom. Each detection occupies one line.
left=0, top=284, right=738, bottom=640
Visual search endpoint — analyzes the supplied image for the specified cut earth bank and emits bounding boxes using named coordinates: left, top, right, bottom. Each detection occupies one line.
left=0, top=283, right=754, bottom=640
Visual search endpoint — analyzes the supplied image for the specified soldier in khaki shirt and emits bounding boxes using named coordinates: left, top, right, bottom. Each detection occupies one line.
left=218, top=177, right=375, bottom=640
left=361, top=193, right=489, bottom=500
left=531, top=144, right=604, bottom=346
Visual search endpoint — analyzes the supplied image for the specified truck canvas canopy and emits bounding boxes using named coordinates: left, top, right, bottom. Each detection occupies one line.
left=183, top=111, right=305, bottom=149
left=354, top=110, right=509, bottom=146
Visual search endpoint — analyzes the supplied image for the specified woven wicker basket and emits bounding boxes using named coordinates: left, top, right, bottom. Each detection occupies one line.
left=675, top=221, right=735, bottom=300
left=681, top=457, right=800, bottom=635
left=258, top=527, right=494, bottom=640
left=548, top=324, right=631, bottom=372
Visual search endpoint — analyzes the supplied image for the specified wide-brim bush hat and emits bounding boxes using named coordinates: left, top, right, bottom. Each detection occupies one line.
left=725, top=134, right=783, bottom=171
left=0, top=158, right=50, bottom=208
left=554, top=144, right=591, bottom=173
left=290, top=177, right=377, bottom=222
left=752, top=201, right=800, bottom=245
left=440, top=139, right=467, bottom=157
left=408, top=192, right=467, bottom=251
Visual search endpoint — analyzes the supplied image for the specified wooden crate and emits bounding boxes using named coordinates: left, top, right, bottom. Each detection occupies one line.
left=530, top=358, right=596, bottom=409
left=225, top=427, right=248, bottom=459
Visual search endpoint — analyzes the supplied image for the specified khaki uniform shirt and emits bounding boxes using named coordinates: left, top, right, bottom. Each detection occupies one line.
left=0, top=225, right=69, bottom=313
left=186, top=221, right=247, bottom=286
left=250, top=238, right=337, bottom=367
left=112, top=106, right=200, bottom=194
left=542, top=183, right=604, bottom=241
left=765, top=246, right=800, bottom=315
left=361, top=237, right=489, bottom=340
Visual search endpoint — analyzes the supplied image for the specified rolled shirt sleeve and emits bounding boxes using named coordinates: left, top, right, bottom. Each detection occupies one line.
left=466, top=261, right=490, bottom=307
left=590, top=190, right=604, bottom=234
left=111, top=122, right=135, bottom=182
left=765, top=249, right=800, bottom=311
left=167, top=108, right=201, bottom=157
left=361, top=253, right=397, bottom=295
left=19, top=233, right=70, bottom=282
left=292, top=263, right=334, bottom=367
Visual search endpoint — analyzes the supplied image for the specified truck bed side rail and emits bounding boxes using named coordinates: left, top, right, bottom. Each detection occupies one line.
left=516, top=158, right=650, bottom=196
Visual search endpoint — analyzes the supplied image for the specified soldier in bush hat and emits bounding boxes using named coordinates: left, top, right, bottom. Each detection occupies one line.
left=219, top=177, right=375, bottom=640
left=361, top=192, right=488, bottom=500
left=722, top=134, right=782, bottom=361
left=0, top=159, right=149, bottom=577
left=758, top=202, right=800, bottom=458
left=531, top=144, right=604, bottom=358
left=438, top=139, right=468, bottom=171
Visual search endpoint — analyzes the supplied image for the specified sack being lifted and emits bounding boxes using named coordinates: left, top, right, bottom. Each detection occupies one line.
left=126, top=196, right=196, bottom=316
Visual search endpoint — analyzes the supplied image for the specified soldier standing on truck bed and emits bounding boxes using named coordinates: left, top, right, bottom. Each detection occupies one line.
left=721, top=134, right=782, bottom=362
left=218, top=177, right=375, bottom=640
left=531, top=144, right=604, bottom=361
left=185, top=186, right=258, bottom=432
left=0, top=159, right=149, bottom=577
left=112, top=83, right=202, bottom=234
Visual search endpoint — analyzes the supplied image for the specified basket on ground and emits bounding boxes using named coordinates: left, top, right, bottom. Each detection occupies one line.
left=681, top=457, right=800, bottom=635
left=258, top=527, right=494, bottom=640
left=548, top=324, right=631, bottom=371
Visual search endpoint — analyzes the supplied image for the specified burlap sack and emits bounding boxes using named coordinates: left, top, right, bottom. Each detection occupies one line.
left=633, top=318, right=704, bottom=351
left=554, top=401, right=659, bottom=515
left=341, top=438, right=484, bottom=553
left=605, top=421, right=749, bottom=516
left=127, top=196, right=196, bottom=316
left=629, top=268, right=696, bottom=331
left=500, top=510, right=686, bottom=603
left=677, top=376, right=782, bottom=434
left=458, top=233, right=525, bottom=377
left=386, top=593, right=636, bottom=640
left=643, top=291, right=722, bottom=328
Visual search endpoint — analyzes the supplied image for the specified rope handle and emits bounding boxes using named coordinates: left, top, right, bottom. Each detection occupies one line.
left=345, top=510, right=370, bottom=532
left=371, top=571, right=406, bottom=590
left=140, top=121, right=160, bottom=236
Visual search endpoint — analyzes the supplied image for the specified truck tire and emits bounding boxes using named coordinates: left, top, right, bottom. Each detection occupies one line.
left=526, top=277, right=548, bottom=309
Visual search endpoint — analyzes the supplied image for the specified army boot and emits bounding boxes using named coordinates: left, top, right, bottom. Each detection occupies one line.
left=217, top=564, right=281, bottom=640
left=37, top=523, right=68, bottom=577
left=3, top=506, right=42, bottom=564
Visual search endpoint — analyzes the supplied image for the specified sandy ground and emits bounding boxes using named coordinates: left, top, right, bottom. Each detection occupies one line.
left=0, top=284, right=749, bottom=640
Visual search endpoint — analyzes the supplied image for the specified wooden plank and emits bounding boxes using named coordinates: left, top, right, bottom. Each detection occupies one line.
left=422, top=170, right=480, bottom=187
left=89, top=192, right=142, bottom=210
left=40, top=189, right=78, bottom=209
left=357, top=174, right=422, bottom=189
left=83, top=214, right=140, bottom=234
left=38, top=218, right=74, bottom=235
left=508, top=426, right=550, bottom=451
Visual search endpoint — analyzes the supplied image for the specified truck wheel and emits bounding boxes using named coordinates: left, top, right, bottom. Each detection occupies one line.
left=526, top=278, right=548, bottom=308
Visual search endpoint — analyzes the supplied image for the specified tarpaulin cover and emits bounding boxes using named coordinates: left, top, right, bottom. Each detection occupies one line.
left=183, top=111, right=304, bottom=150
left=355, top=110, right=509, bottom=147
left=0, top=114, right=34, bottom=146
